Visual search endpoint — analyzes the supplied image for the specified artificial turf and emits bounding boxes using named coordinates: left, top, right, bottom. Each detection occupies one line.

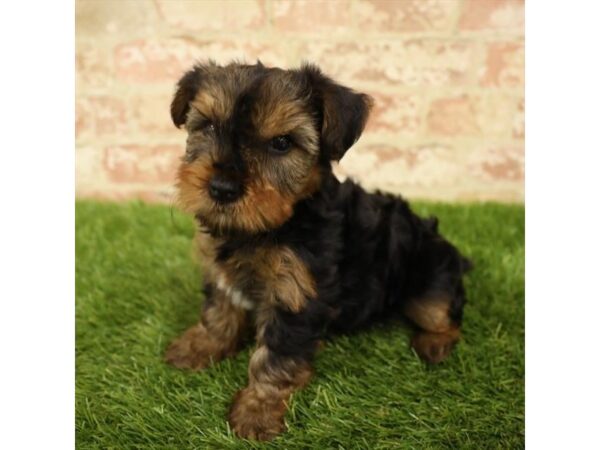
left=76, top=200, right=524, bottom=449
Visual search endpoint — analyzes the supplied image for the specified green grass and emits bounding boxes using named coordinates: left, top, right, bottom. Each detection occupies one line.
left=76, top=200, right=524, bottom=449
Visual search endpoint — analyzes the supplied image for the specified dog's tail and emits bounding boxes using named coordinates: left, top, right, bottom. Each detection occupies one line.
left=460, top=256, right=474, bottom=273
left=423, top=216, right=439, bottom=233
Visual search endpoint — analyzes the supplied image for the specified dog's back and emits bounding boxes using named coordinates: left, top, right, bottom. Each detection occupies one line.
left=275, top=172, right=471, bottom=335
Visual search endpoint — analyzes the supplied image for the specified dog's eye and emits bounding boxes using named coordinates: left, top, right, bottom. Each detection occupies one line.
left=201, top=121, right=215, bottom=133
left=190, top=120, right=215, bottom=133
left=269, top=135, right=292, bottom=154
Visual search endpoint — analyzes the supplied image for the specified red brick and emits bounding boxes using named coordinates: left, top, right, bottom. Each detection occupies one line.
left=338, top=142, right=523, bottom=201
left=76, top=42, right=114, bottom=89
left=300, top=40, right=479, bottom=87
left=427, top=93, right=520, bottom=138
left=481, top=42, right=524, bottom=87
left=469, top=145, right=524, bottom=182
left=369, top=145, right=422, bottom=167
left=115, top=38, right=285, bottom=83
left=473, top=92, right=522, bottom=138
left=365, top=92, right=421, bottom=135
left=103, top=145, right=183, bottom=183
left=513, top=98, right=524, bottom=139
left=338, top=142, right=471, bottom=191
left=114, top=39, right=195, bottom=83
left=355, top=0, right=460, bottom=32
left=427, top=95, right=479, bottom=136
left=273, top=0, right=353, bottom=32
left=76, top=0, right=160, bottom=35
left=155, top=0, right=266, bottom=32
left=130, top=93, right=177, bottom=133
left=76, top=94, right=180, bottom=137
left=76, top=96, right=128, bottom=137
left=76, top=145, right=106, bottom=192
left=459, top=0, right=524, bottom=33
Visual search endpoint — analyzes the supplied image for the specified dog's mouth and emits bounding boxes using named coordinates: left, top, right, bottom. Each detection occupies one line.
left=195, top=203, right=241, bottom=236
left=196, top=202, right=231, bottom=220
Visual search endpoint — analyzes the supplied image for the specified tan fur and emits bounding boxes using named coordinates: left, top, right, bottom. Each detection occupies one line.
left=164, top=289, right=248, bottom=370
left=176, top=151, right=319, bottom=234
left=176, top=153, right=214, bottom=217
left=404, top=293, right=461, bottom=364
left=193, top=229, right=319, bottom=314
left=248, top=346, right=313, bottom=390
left=404, top=293, right=454, bottom=333
left=192, top=230, right=218, bottom=272
left=218, top=245, right=316, bottom=313
left=191, top=87, right=232, bottom=122
left=248, top=71, right=318, bottom=152
left=239, top=179, right=296, bottom=233
left=203, top=294, right=248, bottom=339
left=300, top=165, right=322, bottom=197
left=253, top=304, right=277, bottom=344
left=267, top=247, right=317, bottom=312
left=188, top=62, right=260, bottom=122
left=253, top=99, right=318, bottom=148
left=229, top=346, right=313, bottom=440
left=411, top=328, right=461, bottom=364
left=176, top=65, right=323, bottom=236
left=228, top=386, right=287, bottom=441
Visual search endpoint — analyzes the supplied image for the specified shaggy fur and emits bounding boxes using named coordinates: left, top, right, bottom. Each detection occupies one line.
left=165, top=61, right=472, bottom=441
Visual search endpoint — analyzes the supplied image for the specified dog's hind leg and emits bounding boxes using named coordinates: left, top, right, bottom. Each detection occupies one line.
left=403, top=286, right=466, bottom=364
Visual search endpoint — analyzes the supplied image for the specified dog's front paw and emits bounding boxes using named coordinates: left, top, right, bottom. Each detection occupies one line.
left=165, top=324, right=222, bottom=370
left=228, top=387, right=287, bottom=441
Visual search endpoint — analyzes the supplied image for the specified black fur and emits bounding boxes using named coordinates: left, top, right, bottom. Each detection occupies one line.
left=173, top=61, right=471, bottom=370
left=215, top=169, right=471, bottom=360
left=168, top=62, right=474, bottom=440
left=299, top=64, right=373, bottom=161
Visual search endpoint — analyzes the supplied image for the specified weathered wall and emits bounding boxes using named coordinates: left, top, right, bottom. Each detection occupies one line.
left=76, top=0, right=524, bottom=203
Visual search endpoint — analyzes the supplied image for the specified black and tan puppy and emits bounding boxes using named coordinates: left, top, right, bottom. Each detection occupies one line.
left=165, top=61, right=471, bottom=441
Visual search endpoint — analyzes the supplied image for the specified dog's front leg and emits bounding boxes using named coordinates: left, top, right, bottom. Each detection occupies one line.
left=228, top=302, right=326, bottom=441
left=165, top=284, right=248, bottom=370
left=228, top=343, right=314, bottom=441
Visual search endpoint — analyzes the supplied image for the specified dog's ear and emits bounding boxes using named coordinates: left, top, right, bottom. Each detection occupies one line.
left=171, top=65, right=207, bottom=128
left=300, top=64, right=373, bottom=161
left=171, top=68, right=201, bottom=128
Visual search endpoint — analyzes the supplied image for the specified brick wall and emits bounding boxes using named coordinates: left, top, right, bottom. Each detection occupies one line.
left=76, top=0, right=524, bottom=203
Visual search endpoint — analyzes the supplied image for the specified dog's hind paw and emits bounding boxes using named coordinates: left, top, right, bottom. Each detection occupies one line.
left=411, top=329, right=460, bottom=364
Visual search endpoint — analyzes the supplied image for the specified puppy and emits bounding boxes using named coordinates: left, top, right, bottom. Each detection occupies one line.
left=165, top=61, right=471, bottom=441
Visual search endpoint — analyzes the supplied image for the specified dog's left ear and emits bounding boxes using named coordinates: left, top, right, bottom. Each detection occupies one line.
left=300, top=64, right=373, bottom=161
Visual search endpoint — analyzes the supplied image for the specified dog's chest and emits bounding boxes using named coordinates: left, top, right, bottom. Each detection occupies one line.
left=212, top=251, right=274, bottom=311
left=215, top=271, right=256, bottom=310
left=195, top=233, right=275, bottom=310
left=194, top=231, right=316, bottom=313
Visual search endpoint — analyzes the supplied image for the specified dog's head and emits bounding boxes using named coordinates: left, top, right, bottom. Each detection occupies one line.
left=171, top=61, right=372, bottom=235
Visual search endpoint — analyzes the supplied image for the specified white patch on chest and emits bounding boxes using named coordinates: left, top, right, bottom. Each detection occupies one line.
left=216, top=274, right=255, bottom=310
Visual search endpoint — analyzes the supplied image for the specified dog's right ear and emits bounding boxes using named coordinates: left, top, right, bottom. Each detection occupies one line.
left=170, top=67, right=203, bottom=128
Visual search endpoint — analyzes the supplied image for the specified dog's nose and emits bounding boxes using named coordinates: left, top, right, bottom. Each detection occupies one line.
left=208, top=175, right=242, bottom=203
